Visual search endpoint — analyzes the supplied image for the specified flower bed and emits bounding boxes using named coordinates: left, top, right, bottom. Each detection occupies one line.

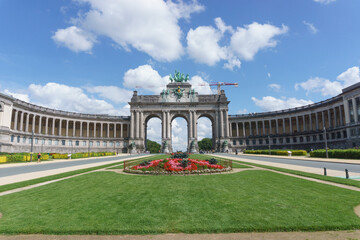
left=124, top=157, right=232, bottom=175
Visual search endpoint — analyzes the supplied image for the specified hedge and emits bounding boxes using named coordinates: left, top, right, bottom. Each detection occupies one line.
left=310, top=149, right=360, bottom=159
left=72, top=152, right=116, bottom=159
left=0, top=152, right=116, bottom=163
left=244, top=149, right=307, bottom=156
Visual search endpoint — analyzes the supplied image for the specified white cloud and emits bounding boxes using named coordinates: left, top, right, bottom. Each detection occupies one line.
left=54, top=0, right=203, bottom=61
left=214, top=17, right=234, bottom=34
left=314, top=0, right=336, bottom=4
left=186, top=18, right=287, bottom=70
left=295, top=77, right=342, bottom=96
left=230, top=22, right=288, bottom=61
left=197, top=117, right=212, bottom=141
left=146, top=118, right=162, bottom=144
left=268, top=83, right=281, bottom=91
left=85, top=86, right=133, bottom=103
left=4, top=83, right=131, bottom=115
left=52, top=26, right=95, bottom=53
left=336, top=66, right=360, bottom=87
left=166, top=0, right=204, bottom=21
left=189, top=75, right=214, bottom=94
left=187, top=25, right=227, bottom=66
left=267, top=72, right=271, bottom=78
left=3, top=89, right=30, bottom=102
left=303, top=21, right=318, bottom=34
left=252, top=96, right=313, bottom=111
left=295, top=66, right=360, bottom=97
left=123, top=65, right=168, bottom=94
left=27, top=82, right=129, bottom=115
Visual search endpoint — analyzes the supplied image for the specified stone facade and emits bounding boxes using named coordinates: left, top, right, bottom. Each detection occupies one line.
left=1, top=81, right=360, bottom=153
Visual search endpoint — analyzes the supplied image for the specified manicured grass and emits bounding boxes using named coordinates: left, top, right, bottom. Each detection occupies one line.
left=0, top=155, right=163, bottom=193
left=229, top=158, right=360, bottom=189
left=0, top=169, right=359, bottom=234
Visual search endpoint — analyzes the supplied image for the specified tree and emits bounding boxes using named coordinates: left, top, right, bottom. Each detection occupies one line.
left=198, top=138, right=212, bottom=151
left=146, top=139, right=161, bottom=153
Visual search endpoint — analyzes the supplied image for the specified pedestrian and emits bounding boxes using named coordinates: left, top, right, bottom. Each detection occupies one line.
left=235, top=149, right=238, bottom=155
left=37, top=152, right=41, bottom=163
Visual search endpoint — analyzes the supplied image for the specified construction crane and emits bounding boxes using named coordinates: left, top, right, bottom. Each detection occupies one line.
left=209, top=82, right=239, bottom=95
left=135, top=81, right=238, bottom=95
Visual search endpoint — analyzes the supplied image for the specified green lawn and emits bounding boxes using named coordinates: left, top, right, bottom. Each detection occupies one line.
left=0, top=167, right=359, bottom=234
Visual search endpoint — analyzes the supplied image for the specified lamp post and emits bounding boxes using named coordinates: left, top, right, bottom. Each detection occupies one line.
left=30, top=130, right=34, bottom=162
left=323, top=127, right=328, bottom=158
left=88, top=138, right=91, bottom=157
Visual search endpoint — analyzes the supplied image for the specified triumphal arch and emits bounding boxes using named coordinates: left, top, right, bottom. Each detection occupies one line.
left=129, top=71, right=230, bottom=153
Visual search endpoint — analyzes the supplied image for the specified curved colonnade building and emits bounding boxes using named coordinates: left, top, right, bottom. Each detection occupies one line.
left=228, top=83, right=360, bottom=151
left=0, top=82, right=360, bottom=153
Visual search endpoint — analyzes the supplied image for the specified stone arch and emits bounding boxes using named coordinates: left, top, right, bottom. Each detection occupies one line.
left=144, top=113, right=163, bottom=152
left=197, top=112, right=216, bottom=151
left=170, top=113, right=189, bottom=152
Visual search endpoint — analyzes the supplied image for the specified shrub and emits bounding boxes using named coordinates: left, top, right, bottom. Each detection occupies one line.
left=52, top=154, right=69, bottom=159
left=310, top=149, right=360, bottom=159
left=244, top=149, right=307, bottom=156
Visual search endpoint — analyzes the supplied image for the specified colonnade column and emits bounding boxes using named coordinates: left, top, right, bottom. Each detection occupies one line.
left=13, top=110, right=18, bottom=130
left=275, top=119, right=279, bottom=134
left=87, top=122, right=90, bottom=137
left=296, top=116, right=299, bottom=132
left=140, top=112, right=144, bottom=139
left=352, top=98, right=358, bottom=123
left=249, top=122, right=253, bottom=136
left=59, top=119, right=62, bottom=136
left=45, top=117, right=48, bottom=135
left=107, top=123, right=110, bottom=138
left=315, top=113, right=319, bottom=130
left=262, top=120, right=265, bottom=135
left=20, top=112, right=24, bottom=131
left=114, top=124, right=116, bottom=138
left=309, top=114, right=313, bottom=131
left=31, top=115, right=35, bottom=133
left=38, top=116, right=42, bottom=134
left=334, top=107, right=338, bottom=127
left=282, top=118, right=285, bottom=133
left=255, top=121, right=259, bottom=135
left=94, top=122, right=97, bottom=137
left=66, top=120, right=69, bottom=136
left=269, top=120, right=272, bottom=134
left=302, top=115, right=306, bottom=131
left=121, top=124, right=124, bottom=138
left=79, top=122, right=82, bottom=137
left=73, top=121, right=76, bottom=137
left=289, top=117, right=293, bottom=133
left=25, top=114, right=30, bottom=132
left=52, top=119, right=55, bottom=135
left=242, top=122, right=246, bottom=137
left=339, top=106, right=344, bottom=126
left=236, top=123, right=239, bottom=137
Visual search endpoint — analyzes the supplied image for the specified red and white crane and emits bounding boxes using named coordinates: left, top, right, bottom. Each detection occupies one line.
left=208, top=82, right=239, bottom=95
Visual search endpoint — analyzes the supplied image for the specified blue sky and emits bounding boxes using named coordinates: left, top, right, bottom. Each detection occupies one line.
left=1, top=0, right=359, bottom=150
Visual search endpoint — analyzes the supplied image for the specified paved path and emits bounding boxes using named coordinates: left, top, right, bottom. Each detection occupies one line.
left=0, top=154, right=147, bottom=185
left=215, top=153, right=360, bottom=179
left=0, top=231, right=359, bottom=240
